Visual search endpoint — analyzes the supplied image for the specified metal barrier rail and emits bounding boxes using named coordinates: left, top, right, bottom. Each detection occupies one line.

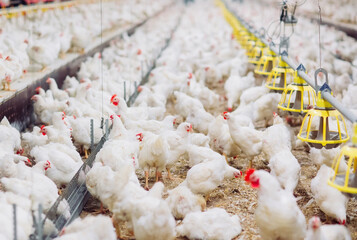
left=32, top=10, right=182, bottom=240
left=221, top=0, right=357, bottom=124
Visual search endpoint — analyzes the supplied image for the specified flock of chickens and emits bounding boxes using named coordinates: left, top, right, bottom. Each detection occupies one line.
left=0, top=0, right=356, bottom=239
left=0, top=0, right=171, bottom=92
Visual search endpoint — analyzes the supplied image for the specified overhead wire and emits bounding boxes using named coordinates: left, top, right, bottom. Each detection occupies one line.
left=317, top=0, right=322, bottom=69
left=100, top=0, right=104, bottom=132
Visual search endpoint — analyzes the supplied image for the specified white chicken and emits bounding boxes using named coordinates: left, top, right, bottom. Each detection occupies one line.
left=0, top=162, right=59, bottom=214
left=0, top=117, right=21, bottom=154
left=253, top=93, right=281, bottom=126
left=245, top=169, right=306, bottom=240
left=165, top=185, right=206, bottom=219
left=240, top=86, right=269, bottom=107
left=311, top=164, right=348, bottom=224
left=305, top=216, right=351, bottom=240
left=30, top=142, right=82, bottom=187
left=86, top=163, right=133, bottom=216
left=54, top=215, right=116, bottom=240
left=0, top=153, right=31, bottom=178
left=31, top=95, right=68, bottom=124
left=268, top=150, right=301, bottom=192
left=67, top=116, right=103, bottom=159
left=224, top=70, right=255, bottom=111
left=186, top=108, right=215, bottom=135
left=39, top=112, right=73, bottom=149
left=309, top=147, right=347, bottom=172
left=138, top=131, right=170, bottom=189
left=176, top=207, right=242, bottom=240
left=187, top=144, right=223, bottom=167
left=173, top=91, right=205, bottom=119
left=46, top=78, right=69, bottom=101
left=27, top=35, right=61, bottom=71
left=262, top=113, right=293, bottom=159
left=0, top=201, right=33, bottom=240
left=181, top=158, right=241, bottom=199
left=223, top=112, right=262, bottom=167
left=127, top=182, right=176, bottom=240
left=208, top=114, right=240, bottom=160
left=21, top=125, right=49, bottom=153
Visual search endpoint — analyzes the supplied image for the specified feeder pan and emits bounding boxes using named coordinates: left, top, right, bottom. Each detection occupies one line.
left=328, top=123, right=357, bottom=195
left=297, top=68, right=349, bottom=149
left=278, top=64, right=317, bottom=115
left=254, top=46, right=277, bottom=76
left=265, top=51, right=294, bottom=92
left=248, top=40, right=266, bottom=65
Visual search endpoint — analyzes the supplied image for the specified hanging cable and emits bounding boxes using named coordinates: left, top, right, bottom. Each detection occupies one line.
left=317, top=0, right=322, bottom=69
left=100, top=0, right=104, bottom=131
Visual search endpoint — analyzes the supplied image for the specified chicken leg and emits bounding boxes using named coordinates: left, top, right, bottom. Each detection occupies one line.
left=41, top=66, right=48, bottom=72
left=84, top=148, right=89, bottom=159
left=144, top=170, right=149, bottom=190
left=93, top=202, right=109, bottom=214
left=112, top=217, right=122, bottom=239
left=2, top=80, right=15, bottom=92
left=205, top=192, right=211, bottom=202
left=59, top=52, right=66, bottom=59
left=155, top=168, right=161, bottom=182
left=248, top=156, right=254, bottom=169
left=223, top=153, right=229, bottom=164
left=166, top=167, right=173, bottom=180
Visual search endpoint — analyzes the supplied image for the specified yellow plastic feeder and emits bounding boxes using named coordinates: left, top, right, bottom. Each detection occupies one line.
left=297, top=68, right=349, bottom=149
left=241, top=33, right=257, bottom=50
left=254, top=47, right=277, bottom=76
left=248, top=40, right=266, bottom=65
left=278, top=64, right=317, bottom=115
left=328, top=123, right=357, bottom=194
left=265, top=51, right=294, bottom=92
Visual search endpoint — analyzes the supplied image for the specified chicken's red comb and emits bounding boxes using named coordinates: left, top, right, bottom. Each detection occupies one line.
left=188, top=73, right=193, bottom=79
left=136, top=133, right=143, bottom=142
left=110, top=94, right=117, bottom=103
left=5, top=56, right=11, bottom=61
left=110, top=114, right=121, bottom=120
left=35, top=86, right=41, bottom=91
left=40, top=125, right=45, bottom=130
left=222, top=111, right=228, bottom=119
left=137, top=49, right=142, bottom=55
left=339, top=219, right=346, bottom=225
left=244, top=168, right=255, bottom=182
left=204, top=67, right=210, bottom=71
